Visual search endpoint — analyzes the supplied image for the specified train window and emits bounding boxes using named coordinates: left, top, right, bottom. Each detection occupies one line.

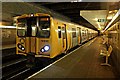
left=118, top=25, right=119, bottom=29
left=72, top=28, right=76, bottom=38
left=62, top=27, right=66, bottom=39
left=17, top=29, right=26, bottom=37
left=26, top=17, right=37, bottom=37
left=32, top=26, right=37, bottom=36
left=58, top=26, right=61, bottom=38
left=37, top=17, right=50, bottom=38
left=17, top=18, right=26, bottom=37
left=17, top=17, right=38, bottom=37
left=85, top=30, right=87, bottom=36
left=82, top=30, right=84, bottom=36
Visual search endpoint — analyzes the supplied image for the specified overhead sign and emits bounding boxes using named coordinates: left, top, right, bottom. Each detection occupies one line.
left=98, top=19, right=107, bottom=22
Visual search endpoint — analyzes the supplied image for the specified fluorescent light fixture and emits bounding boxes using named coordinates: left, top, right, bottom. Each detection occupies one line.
left=18, top=27, right=25, bottom=29
left=78, top=0, right=82, bottom=2
left=0, top=26, right=16, bottom=28
left=71, top=0, right=82, bottom=2
left=104, top=9, right=120, bottom=31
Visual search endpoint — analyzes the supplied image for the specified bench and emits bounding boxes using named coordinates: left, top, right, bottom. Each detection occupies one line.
left=101, top=37, right=108, bottom=45
left=100, top=45, right=113, bottom=66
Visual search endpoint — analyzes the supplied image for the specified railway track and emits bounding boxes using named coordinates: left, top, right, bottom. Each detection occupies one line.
left=2, top=58, right=27, bottom=79
left=2, top=48, right=19, bottom=63
left=1, top=48, right=27, bottom=80
left=1, top=47, right=51, bottom=80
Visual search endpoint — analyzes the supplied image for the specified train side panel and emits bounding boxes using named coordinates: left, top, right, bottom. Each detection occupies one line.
left=49, top=18, right=61, bottom=58
left=50, top=18, right=70, bottom=58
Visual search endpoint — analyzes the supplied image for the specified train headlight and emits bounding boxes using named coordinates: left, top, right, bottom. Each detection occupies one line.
left=41, top=45, right=50, bottom=52
left=44, top=45, right=50, bottom=51
left=17, top=43, right=25, bottom=51
left=18, top=44, right=22, bottom=48
left=41, top=49, right=44, bottom=52
left=21, top=47, right=25, bottom=51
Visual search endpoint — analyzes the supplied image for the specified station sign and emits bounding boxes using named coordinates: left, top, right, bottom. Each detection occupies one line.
left=98, top=19, right=107, bottom=22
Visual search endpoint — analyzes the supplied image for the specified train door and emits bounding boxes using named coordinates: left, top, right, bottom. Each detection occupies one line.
left=58, top=26, right=62, bottom=51
left=26, top=17, right=37, bottom=54
left=81, top=29, right=84, bottom=43
left=77, top=27, right=81, bottom=44
left=86, top=29, right=89, bottom=40
left=72, top=28, right=77, bottom=47
left=62, top=24, right=67, bottom=53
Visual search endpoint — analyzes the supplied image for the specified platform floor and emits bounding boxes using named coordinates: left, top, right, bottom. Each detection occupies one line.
left=28, top=37, right=117, bottom=79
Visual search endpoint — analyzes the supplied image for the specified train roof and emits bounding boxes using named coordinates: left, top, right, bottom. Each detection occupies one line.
left=15, top=13, right=51, bottom=19
left=14, top=12, right=71, bottom=22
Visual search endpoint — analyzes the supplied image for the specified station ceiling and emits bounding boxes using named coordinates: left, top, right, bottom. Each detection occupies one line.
left=33, top=2, right=120, bottom=31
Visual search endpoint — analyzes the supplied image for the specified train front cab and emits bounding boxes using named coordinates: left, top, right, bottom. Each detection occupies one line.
left=16, top=14, right=52, bottom=58
left=16, top=13, right=72, bottom=60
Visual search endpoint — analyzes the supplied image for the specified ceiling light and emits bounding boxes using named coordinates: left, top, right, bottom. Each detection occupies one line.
left=0, top=26, right=16, bottom=28
left=109, top=11, right=112, bottom=14
left=107, top=16, right=113, bottom=20
left=71, top=0, right=82, bottom=3
left=93, top=18, right=98, bottom=21
left=78, top=0, right=82, bottom=2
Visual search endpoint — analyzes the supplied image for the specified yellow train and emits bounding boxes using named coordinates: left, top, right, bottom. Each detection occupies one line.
left=15, top=13, right=98, bottom=59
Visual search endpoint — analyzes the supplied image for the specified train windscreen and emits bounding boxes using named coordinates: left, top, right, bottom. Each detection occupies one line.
left=26, top=17, right=37, bottom=37
left=17, top=18, right=26, bottom=37
left=17, top=16, right=50, bottom=38
left=37, top=17, right=50, bottom=38
left=17, top=17, right=37, bottom=37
